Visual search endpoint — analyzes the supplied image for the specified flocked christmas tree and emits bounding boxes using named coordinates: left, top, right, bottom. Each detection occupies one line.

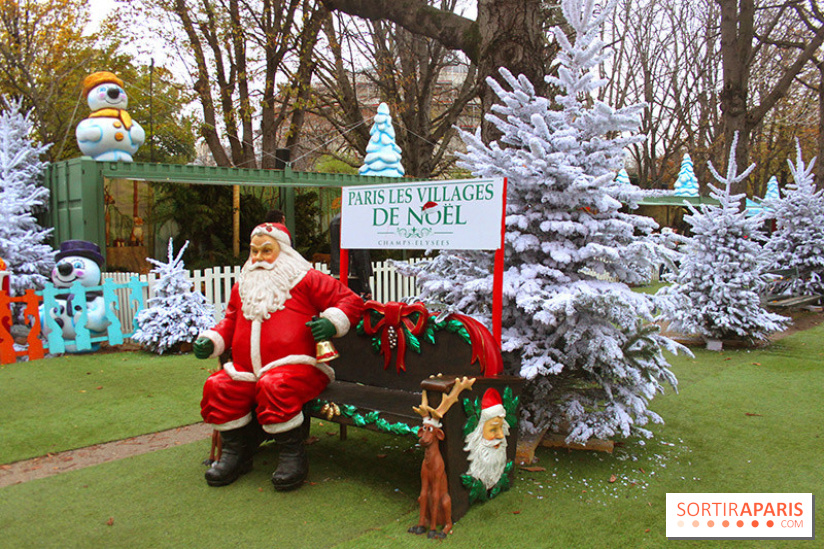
left=133, top=239, right=215, bottom=354
left=399, top=0, right=683, bottom=444
left=659, top=133, right=789, bottom=343
left=0, top=97, right=53, bottom=296
left=359, top=103, right=405, bottom=177
left=762, top=141, right=824, bottom=297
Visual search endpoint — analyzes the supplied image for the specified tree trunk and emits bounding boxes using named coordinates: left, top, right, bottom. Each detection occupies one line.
left=818, top=60, right=824, bottom=190
left=474, top=0, right=547, bottom=137
left=320, top=0, right=550, bottom=142
left=717, top=0, right=753, bottom=195
left=717, top=0, right=824, bottom=196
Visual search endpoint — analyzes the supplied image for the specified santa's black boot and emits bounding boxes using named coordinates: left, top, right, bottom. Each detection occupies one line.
left=271, top=427, right=308, bottom=491
left=205, top=424, right=255, bottom=487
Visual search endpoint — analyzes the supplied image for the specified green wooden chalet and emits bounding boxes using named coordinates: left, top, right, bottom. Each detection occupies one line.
left=42, top=158, right=407, bottom=270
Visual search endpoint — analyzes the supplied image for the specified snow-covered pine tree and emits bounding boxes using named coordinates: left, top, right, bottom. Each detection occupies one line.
left=659, top=133, right=789, bottom=343
left=763, top=141, right=824, bottom=297
left=133, top=239, right=215, bottom=354
left=0, top=97, right=53, bottom=296
left=398, top=0, right=683, bottom=444
left=359, top=103, right=405, bottom=177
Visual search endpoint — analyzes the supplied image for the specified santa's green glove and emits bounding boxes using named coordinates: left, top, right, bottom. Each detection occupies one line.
left=306, top=317, right=336, bottom=342
left=193, top=337, right=214, bottom=359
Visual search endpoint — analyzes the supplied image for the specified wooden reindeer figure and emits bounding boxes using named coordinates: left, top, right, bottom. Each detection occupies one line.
left=408, top=376, right=476, bottom=539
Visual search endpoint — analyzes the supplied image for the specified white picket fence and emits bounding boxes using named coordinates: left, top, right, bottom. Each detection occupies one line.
left=103, top=259, right=423, bottom=330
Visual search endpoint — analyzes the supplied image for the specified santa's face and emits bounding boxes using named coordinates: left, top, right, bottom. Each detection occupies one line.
left=249, top=234, right=280, bottom=264
left=483, top=416, right=506, bottom=447
left=465, top=420, right=509, bottom=491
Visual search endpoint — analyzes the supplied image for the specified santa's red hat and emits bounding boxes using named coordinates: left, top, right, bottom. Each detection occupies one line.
left=251, top=222, right=292, bottom=247
left=480, top=388, right=506, bottom=423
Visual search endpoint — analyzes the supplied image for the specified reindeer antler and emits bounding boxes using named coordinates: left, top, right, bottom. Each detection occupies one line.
left=413, top=389, right=431, bottom=418
left=431, top=376, right=476, bottom=419
left=414, top=375, right=476, bottom=420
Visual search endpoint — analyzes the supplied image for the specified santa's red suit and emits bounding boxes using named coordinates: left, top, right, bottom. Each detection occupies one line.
left=200, top=268, right=364, bottom=434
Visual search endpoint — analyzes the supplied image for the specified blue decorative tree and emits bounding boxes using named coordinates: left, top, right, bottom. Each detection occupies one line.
left=359, top=103, right=405, bottom=177
left=614, top=168, right=631, bottom=186
left=673, top=153, right=699, bottom=197
left=764, top=176, right=780, bottom=201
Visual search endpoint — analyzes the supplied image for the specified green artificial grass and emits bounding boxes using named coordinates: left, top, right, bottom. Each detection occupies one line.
left=0, top=351, right=207, bottom=463
left=1, top=323, right=822, bottom=548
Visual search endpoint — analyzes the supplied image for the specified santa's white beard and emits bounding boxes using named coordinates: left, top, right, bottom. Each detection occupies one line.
left=238, top=246, right=311, bottom=321
left=465, top=428, right=508, bottom=490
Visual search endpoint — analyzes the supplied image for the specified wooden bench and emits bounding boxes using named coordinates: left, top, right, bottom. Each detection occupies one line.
left=762, top=267, right=822, bottom=309
left=763, top=294, right=822, bottom=309
left=306, top=301, right=524, bottom=523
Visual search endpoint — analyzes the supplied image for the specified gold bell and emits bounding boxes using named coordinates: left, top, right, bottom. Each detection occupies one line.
left=315, top=339, right=339, bottom=363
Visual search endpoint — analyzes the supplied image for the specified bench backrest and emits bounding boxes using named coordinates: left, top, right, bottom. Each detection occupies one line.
left=330, top=302, right=498, bottom=392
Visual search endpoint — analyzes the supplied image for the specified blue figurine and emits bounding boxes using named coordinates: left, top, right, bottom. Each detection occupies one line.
left=40, top=241, right=111, bottom=352
left=76, top=71, right=145, bottom=162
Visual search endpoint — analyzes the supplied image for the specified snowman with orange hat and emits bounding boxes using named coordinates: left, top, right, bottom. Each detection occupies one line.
left=76, top=71, right=145, bottom=161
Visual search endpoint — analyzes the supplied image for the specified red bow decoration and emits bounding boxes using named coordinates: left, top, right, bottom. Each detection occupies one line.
left=446, top=313, right=503, bottom=376
left=362, top=301, right=428, bottom=372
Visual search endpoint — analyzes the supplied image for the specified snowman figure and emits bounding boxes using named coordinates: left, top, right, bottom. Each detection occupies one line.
left=40, top=241, right=111, bottom=352
left=76, top=71, right=145, bottom=161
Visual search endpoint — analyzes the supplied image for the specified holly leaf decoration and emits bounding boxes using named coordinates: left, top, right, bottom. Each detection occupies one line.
left=462, top=396, right=481, bottom=437
left=503, top=386, right=519, bottom=427
left=424, top=317, right=437, bottom=345
left=404, top=326, right=421, bottom=353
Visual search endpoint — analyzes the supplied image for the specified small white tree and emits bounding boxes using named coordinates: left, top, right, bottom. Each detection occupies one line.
left=763, top=142, right=824, bottom=297
left=659, top=133, right=789, bottom=343
left=133, top=239, right=215, bottom=354
left=400, top=0, right=683, bottom=444
left=0, top=97, right=53, bottom=296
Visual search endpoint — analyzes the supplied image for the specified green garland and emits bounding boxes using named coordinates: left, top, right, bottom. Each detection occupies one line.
left=355, top=315, right=472, bottom=355
left=309, top=399, right=418, bottom=437
left=461, top=461, right=514, bottom=503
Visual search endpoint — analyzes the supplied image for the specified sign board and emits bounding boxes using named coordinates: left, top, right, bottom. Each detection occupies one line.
left=341, top=178, right=505, bottom=250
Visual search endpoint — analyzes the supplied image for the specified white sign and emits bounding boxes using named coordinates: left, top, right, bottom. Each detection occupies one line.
left=666, top=493, right=814, bottom=540
left=341, top=178, right=505, bottom=250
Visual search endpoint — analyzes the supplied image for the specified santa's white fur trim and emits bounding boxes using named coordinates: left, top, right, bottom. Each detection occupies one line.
left=261, top=411, right=304, bottom=434
left=222, top=361, right=258, bottom=383
left=201, top=330, right=225, bottom=357
left=312, top=361, right=335, bottom=381
left=320, top=307, right=350, bottom=337
left=251, top=223, right=290, bottom=247
left=259, top=354, right=315, bottom=375
left=222, top=355, right=334, bottom=383
left=250, top=320, right=262, bottom=376
left=208, top=413, right=252, bottom=431
left=480, top=404, right=506, bottom=423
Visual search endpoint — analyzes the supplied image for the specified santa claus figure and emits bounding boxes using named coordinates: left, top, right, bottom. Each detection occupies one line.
left=193, top=222, right=364, bottom=491
left=464, top=388, right=511, bottom=491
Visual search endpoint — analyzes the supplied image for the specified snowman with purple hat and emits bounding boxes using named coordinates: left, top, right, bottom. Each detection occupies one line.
left=40, top=240, right=111, bottom=352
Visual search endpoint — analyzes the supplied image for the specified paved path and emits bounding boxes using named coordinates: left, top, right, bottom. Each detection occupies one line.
left=0, top=423, right=212, bottom=488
